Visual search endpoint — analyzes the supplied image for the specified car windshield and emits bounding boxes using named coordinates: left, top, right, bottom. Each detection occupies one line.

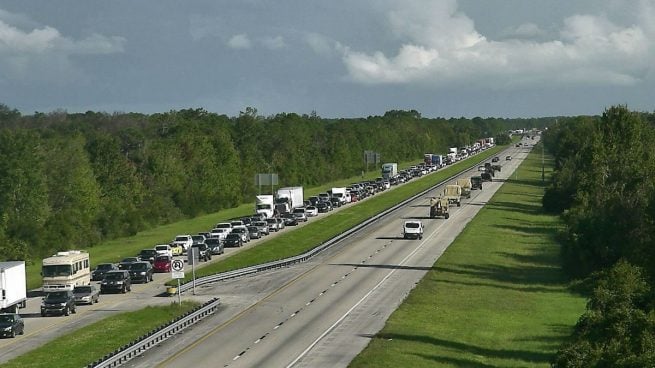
left=155, top=256, right=171, bottom=262
left=266, top=219, right=276, bottom=224
left=121, top=258, right=137, bottom=263
left=0, top=314, right=15, bottom=323
left=232, top=228, right=244, bottom=233
left=74, top=286, right=92, bottom=293
left=248, top=226, right=258, bottom=231
left=192, top=236, right=204, bottom=241
left=175, top=236, right=189, bottom=242
left=226, top=234, right=240, bottom=240
left=141, top=250, right=156, bottom=256
left=45, top=291, right=68, bottom=299
left=216, top=223, right=231, bottom=229
left=155, top=246, right=169, bottom=251
left=96, top=264, right=113, bottom=271
left=129, top=263, right=148, bottom=270
left=205, top=238, right=219, bottom=245
left=104, top=272, right=124, bottom=280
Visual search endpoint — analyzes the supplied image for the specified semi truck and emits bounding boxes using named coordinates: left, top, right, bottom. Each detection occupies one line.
left=423, top=154, right=433, bottom=166
left=255, top=195, right=275, bottom=218
left=1, top=261, right=27, bottom=313
left=443, top=184, right=462, bottom=207
left=381, top=163, right=398, bottom=180
left=432, top=154, right=443, bottom=167
left=456, top=178, right=472, bottom=199
left=275, top=187, right=304, bottom=214
left=429, top=197, right=450, bottom=219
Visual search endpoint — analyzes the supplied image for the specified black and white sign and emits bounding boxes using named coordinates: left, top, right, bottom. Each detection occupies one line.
left=171, top=259, right=184, bottom=272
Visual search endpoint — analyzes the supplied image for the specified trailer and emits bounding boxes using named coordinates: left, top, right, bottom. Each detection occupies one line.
left=1, top=261, right=27, bottom=313
left=275, top=187, right=304, bottom=214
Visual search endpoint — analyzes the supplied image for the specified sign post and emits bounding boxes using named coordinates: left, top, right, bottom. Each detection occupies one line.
left=171, top=259, right=185, bottom=305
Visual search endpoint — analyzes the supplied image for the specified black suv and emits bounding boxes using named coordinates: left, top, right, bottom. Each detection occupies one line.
left=128, top=261, right=154, bottom=283
left=41, top=290, right=76, bottom=317
left=100, top=270, right=132, bottom=293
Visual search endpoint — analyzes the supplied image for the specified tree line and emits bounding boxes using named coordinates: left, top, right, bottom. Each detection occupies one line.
left=542, top=106, right=655, bottom=367
left=0, top=103, right=550, bottom=263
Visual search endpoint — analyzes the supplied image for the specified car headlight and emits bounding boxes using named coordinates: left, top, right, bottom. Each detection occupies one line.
left=59, top=303, right=67, bottom=307
left=116, top=281, right=123, bottom=285
left=3, top=326, right=12, bottom=331
left=139, top=272, right=146, bottom=275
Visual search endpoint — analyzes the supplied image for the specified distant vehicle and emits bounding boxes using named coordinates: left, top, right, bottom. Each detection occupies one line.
left=214, top=222, right=232, bottom=231
left=191, top=234, right=206, bottom=246
left=73, top=284, right=100, bottom=305
left=138, top=249, right=157, bottom=264
left=255, top=194, right=275, bottom=218
left=205, top=238, right=224, bottom=255
left=292, top=208, right=308, bottom=222
left=210, top=228, right=230, bottom=241
left=191, top=243, right=211, bottom=262
left=252, top=220, right=270, bottom=235
left=170, top=244, right=184, bottom=256
left=506, top=156, right=512, bottom=161
left=153, top=255, right=172, bottom=273
left=224, top=233, right=243, bottom=247
left=316, top=202, right=329, bottom=213
left=230, top=220, right=246, bottom=229
left=0, top=261, right=26, bottom=314
left=429, top=197, right=450, bottom=219
left=41, top=250, right=90, bottom=292
left=172, top=235, right=193, bottom=251
left=0, top=313, right=24, bottom=338
left=481, top=172, right=493, bottom=182
left=127, top=262, right=154, bottom=283
left=403, top=220, right=424, bottom=240
left=305, top=206, right=318, bottom=217
left=100, top=270, right=131, bottom=294
left=282, top=212, right=299, bottom=226
left=329, top=197, right=342, bottom=208
left=492, top=156, right=500, bottom=162
left=276, top=187, right=304, bottom=214
left=119, top=257, right=140, bottom=270
left=266, top=218, right=281, bottom=232
left=231, top=227, right=250, bottom=243
left=41, top=290, right=76, bottom=316
left=154, top=244, right=173, bottom=258
left=331, top=187, right=348, bottom=204
left=248, top=225, right=262, bottom=240
left=471, top=176, right=483, bottom=190
left=91, top=263, right=118, bottom=282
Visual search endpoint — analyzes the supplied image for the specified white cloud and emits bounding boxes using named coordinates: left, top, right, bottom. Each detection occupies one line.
left=227, top=33, right=252, bottom=49
left=341, top=0, right=654, bottom=89
left=305, top=32, right=344, bottom=57
left=261, top=35, right=285, bottom=49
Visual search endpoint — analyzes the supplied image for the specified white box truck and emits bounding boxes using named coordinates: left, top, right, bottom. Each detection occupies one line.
left=255, top=195, right=275, bottom=218
left=381, top=163, right=398, bottom=180
left=275, top=187, right=304, bottom=213
left=331, top=187, right=348, bottom=204
left=1, top=261, right=27, bottom=313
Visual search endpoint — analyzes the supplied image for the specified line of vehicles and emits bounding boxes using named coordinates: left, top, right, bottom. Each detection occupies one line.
left=0, top=137, right=502, bottom=339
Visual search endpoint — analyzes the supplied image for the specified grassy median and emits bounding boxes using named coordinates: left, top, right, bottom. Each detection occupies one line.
left=2, top=301, right=198, bottom=368
left=349, top=146, right=586, bottom=368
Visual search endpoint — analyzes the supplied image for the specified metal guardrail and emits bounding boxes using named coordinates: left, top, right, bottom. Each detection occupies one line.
left=177, top=151, right=495, bottom=293
left=86, top=298, right=220, bottom=368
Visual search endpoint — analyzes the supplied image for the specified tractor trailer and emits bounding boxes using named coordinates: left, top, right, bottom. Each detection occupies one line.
left=1, top=261, right=27, bottom=313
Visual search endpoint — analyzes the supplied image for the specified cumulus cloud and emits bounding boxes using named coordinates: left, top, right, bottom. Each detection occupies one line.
left=0, top=14, right=125, bottom=83
left=227, top=33, right=252, bottom=49
left=341, top=0, right=654, bottom=89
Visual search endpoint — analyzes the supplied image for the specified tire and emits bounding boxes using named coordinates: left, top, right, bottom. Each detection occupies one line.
left=457, top=201, right=461, bottom=207
left=11, top=330, right=16, bottom=338
left=19, top=327, right=24, bottom=335
left=64, top=307, right=70, bottom=316
left=41, top=312, right=45, bottom=317
left=445, top=213, right=450, bottom=219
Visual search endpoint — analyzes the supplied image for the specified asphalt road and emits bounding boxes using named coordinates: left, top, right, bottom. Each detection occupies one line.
left=120, top=142, right=535, bottom=368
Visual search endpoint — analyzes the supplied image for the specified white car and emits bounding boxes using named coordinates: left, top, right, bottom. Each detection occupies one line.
left=154, top=244, right=173, bottom=257
left=172, top=235, right=193, bottom=251
left=305, top=206, right=318, bottom=217
left=210, top=228, right=230, bottom=241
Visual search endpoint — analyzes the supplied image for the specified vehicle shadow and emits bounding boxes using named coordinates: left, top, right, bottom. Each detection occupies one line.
left=330, top=263, right=433, bottom=271
left=375, top=236, right=405, bottom=240
left=401, top=216, right=432, bottom=220
left=20, top=312, right=44, bottom=319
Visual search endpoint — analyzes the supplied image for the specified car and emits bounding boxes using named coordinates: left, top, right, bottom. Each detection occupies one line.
left=191, top=234, right=206, bottom=246
left=231, top=227, right=251, bottom=243
left=128, top=261, right=154, bottom=283
left=492, top=156, right=500, bottom=162
left=506, top=155, right=512, bottom=161
left=248, top=225, right=262, bottom=240
left=305, top=206, right=318, bottom=217
left=329, top=197, right=342, bottom=208
left=172, top=235, right=193, bottom=251
left=190, top=243, right=211, bottom=262
left=224, top=233, right=243, bottom=247
left=100, top=270, right=132, bottom=293
left=73, top=284, right=100, bottom=305
left=0, top=313, right=24, bottom=338
left=91, top=263, right=118, bottom=281
left=308, top=196, right=320, bottom=206
left=215, top=222, right=233, bottom=231
left=210, top=228, right=230, bottom=241
left=118, top=257, right=140, bottom=270
left=205, top=237, right=224, bottom=255
left=153, top=255, right=172, bottom=272
left=282, top=212, right=298, bottom=226
left=138, top=249, right=158, bottom=264
left=230, top=220, right=246, bottom=229
left=266, top=218, right=280, bottom=232
left=481, top=172, right=493, bottom=182
left=154, top=244, right=173, bottom=258
left=316, top=202, right=329, bottom=213
left=292, top=208, right=308, bottom=222
left=252, top=220, right=270, bottom=236
left=170, top=244, right=184, bottom=256
left=41, top=290, right=76, bottom=316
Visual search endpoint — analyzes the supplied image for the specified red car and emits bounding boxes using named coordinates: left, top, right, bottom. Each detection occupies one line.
left=153, top=255, right=172, bottom=273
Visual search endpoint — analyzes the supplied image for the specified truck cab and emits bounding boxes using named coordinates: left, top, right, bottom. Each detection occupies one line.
left=403, top=220, right=424, bottom=240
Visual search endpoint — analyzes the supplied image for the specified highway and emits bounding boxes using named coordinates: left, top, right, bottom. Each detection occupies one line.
left=118, top=142, right=535, bottom=368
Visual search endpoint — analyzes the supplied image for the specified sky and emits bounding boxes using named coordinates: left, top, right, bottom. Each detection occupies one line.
left=0, top=0, right=654, bottom=118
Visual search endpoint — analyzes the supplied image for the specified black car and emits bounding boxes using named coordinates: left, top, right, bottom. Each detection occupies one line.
left=329, top=197, right=342, bottom=208
left=481, top=172, right=493, bottom=182
left=101, top=270, right=132, bottom=294
left=0, top=313, right=24, bottom=338
left=91, top=263, right=119, bottom=281
left=118, top=257, right=140, bottom=270
left=471, top=176, right=483, bottom=190
left=138, top=249, right=158, bottom=264
left=492, top=156, right=500, bottom=162
left=309, top=196, right=320, bottom=206
left=224, top=233, right=243, bottom=247
left=205, top=237, right=224, bottom=255
left=41, top=290, right=76, bottom=316
left=128, top=261, right=154, bottom=283
left=316, top=202, right=329, bottom=213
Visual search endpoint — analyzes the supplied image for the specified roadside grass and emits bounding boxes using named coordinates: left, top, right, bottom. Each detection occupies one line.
left=170, top=146, right=506, bottom=285
left=26, top=148, right=504, bottom=290
left=1, top=301, right=198, bottom=368
left=348, top=146, right=586, bottom=368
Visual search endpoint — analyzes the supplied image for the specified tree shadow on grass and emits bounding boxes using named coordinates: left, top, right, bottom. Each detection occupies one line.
left=495, top=224, right=558, bottom=236
left=376, top=333, right=553, bottom=364
left=412, top=354, right=497, bottom=368
left=435, top=277, right=563, bottom=294
left=434, top=262, right=564, bottom=286
left=485, top=201, right=543, bottom=215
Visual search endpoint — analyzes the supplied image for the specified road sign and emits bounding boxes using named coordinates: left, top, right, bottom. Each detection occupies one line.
left=171, top=259, right=184, bottom=272
left=172, top=271, right=185, bottom=279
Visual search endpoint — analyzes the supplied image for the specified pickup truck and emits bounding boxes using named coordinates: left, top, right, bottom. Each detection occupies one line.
left=403, top=220, right=424, bottom=240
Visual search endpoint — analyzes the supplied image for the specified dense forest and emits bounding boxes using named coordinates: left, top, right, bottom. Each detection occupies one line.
left=543, top=106, right=655, bottom=367
left=0, top=103, right=550, bottom=263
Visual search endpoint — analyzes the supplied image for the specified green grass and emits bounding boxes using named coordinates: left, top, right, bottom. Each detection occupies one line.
left=169, top=146, right=506, bottom=285
left=348, top=145, right=586, bottom=368
left=1, top=301, right=198, bottom=368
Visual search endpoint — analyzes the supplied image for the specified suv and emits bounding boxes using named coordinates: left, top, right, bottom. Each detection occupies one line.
left=172, top=235, right=193, bottom=251
left=191, top=243, right=211, bottom=262
left=41, top=290, right=76, bottom=316
left=100, top=270, right=132, bottom=293
left=128, top=261, right=154, bottom=283
left=138, top=249, right=158, bottom=264
left=0, top=313, right=24, bottom=338
left=403, top=220, right=424, bottom=240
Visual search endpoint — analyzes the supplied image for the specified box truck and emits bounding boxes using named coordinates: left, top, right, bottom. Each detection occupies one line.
left=381, top=163, right=398, bottom=180
left=275, top=187, right=304, bottom=214
left=255, top=195, right=275, bottom=218
left=1, top=261, right=27, bottom=313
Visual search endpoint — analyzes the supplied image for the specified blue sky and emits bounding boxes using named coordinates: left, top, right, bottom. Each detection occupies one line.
left=0, top=0, right=653, bottom=118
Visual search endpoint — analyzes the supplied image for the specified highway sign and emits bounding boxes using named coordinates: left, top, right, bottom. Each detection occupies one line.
left=171, top=259, right=184, bottom=272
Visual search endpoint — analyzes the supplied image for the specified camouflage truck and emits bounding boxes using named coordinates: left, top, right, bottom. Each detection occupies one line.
left=456, top=178, right=472, bottom=199
left=442, top=184, right=462, bottom=207
left=429, top=197, right=450, bottom=219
